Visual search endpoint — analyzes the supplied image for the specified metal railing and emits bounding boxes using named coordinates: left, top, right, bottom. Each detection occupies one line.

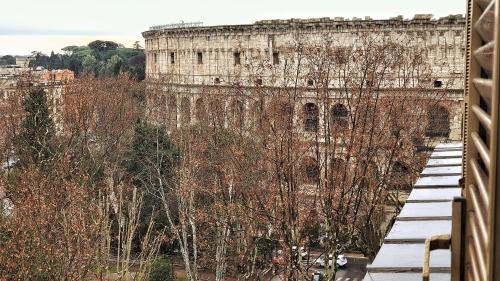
left=149, top=21, right=203, bottom=31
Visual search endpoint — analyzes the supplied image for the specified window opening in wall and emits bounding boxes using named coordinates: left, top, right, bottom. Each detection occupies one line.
left=331, top=103, right=349, bottom=128
left=180, top=98, right=191, bottom=126
left=209, top=99, right=224, bottom=127
left=170, top=52, right=175, bottom=64
left=273, top=52, right=279, bottom=65
left=303, top=158, right=319, bottom=184
left=214, top=77, right=221, bottom=84
left=234, top=52, right=241, bottom=65
left=197, top=52, right=203, bottom=64
left=307, top=79, right=314, bottom=86
left=425, top=105, right=450, bottom=138
left=304, top=103, right=319, bottom=132
left=196, top=98, right=207, bottom=123
left=255, top=78, right=263, bottom=86
left=231, top=100, right=245, bottom=129
left=433, top=80, right=443, bottom=88
left=167, top=97, right=177, bottom=129
left=392, top=161, right=409, bottom=177
left=330, top=158, right=346, bottom=180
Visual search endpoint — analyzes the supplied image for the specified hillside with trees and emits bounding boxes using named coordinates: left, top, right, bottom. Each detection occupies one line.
left=30, top=40, right=145, bottom=80
left=0, top=55, right=16, bottom=65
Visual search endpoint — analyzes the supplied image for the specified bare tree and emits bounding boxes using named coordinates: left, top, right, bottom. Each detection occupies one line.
left=141, top=33, right=453, bottom=281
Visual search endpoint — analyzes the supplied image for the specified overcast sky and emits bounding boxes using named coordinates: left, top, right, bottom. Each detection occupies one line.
left=1, top=0, right=466, bottom=55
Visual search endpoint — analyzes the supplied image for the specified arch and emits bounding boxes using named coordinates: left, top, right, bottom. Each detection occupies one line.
left=330, top=158, right=346, bottom=179
left=392, top=161, right=409, bottom=176
left=209, top=98, right=225, bottom=127
left=426, top=105, right=450, bottom=137
left=390, top=161, right=411, bottom=189
left=331, top=103, right=349, bottom=128
left=250, top=100, right=263, bottom=129
left=230, top=99, right=245, bottom=129
left=390, top=115, right=403, bottom=137
left=269, top=98, right=294, bottom=129
left=195, top=98, right=207, bottom=123
left=303, top=103, right=319, bottom=132
left=167, top=96, right=177, bottom=129
left=180, top=97, right=191, bottom=127
left=156, top=95, right=167, bottom=119
left=302, top=157, right=319, bottom=184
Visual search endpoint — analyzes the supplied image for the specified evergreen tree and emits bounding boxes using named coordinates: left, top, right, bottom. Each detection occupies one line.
left=48, top=51, right=62, bottom=70
left=125, top=119, right=180, bottom=249
left=149, top=258, right=175, bottom=281
left=15, top=87, right=56, bottom=165
left=0, top=55, right=15, bottom=65
left=126, top=119, right=179, bottom=187
left=105, top=55, right=123, bottom=76
left=82, top=54, right=97, bottom=74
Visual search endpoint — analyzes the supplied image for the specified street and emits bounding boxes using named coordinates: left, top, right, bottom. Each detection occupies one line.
left=270, top=255, right=368, bottom=281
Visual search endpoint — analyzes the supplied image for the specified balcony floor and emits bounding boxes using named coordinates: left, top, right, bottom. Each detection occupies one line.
left=363, top=142, right=462, bottom=281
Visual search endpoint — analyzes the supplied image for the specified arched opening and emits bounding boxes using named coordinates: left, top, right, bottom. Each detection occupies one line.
left=390, top=161, right=412, bottom=190
left=392, top=161, right=409, bottom=176
left=303, top=103, right=319, bottom=132
left=250, top=100, right=263, bottom=129
left=195, top=98, right=207, bottom=123
left=302, top=157, right=319, bottom=184
left=390, top=115, right=403, bottom=137
left=180, top=97, right=191, bottom=127
left=331, top=103, right=349, bottom=128
left=209, top=98, right=225, bottom=127
left=355, top=159, right=378, bottom=189
left=426, top=105, right=450, bottom=138
left=330, top=158, right=346, bottom=180
left=230, top=99, right=245, bottom=129
left=158, top=95, right=166, bottom=118
left=167, top=96, right=177, bottom=129
left=269, top=98, right=293, bottom=129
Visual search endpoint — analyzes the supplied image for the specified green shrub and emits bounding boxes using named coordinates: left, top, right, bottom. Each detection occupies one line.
left=149, top=257, right=175, bottom=281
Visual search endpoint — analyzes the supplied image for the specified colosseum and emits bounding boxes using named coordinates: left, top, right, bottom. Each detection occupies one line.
left=142, top=14, right=465, bottom=141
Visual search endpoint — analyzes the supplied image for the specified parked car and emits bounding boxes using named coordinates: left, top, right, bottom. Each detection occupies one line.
left=313, top=256, right=330, bottom=267
left=336, top=254, right=347, bottom=267
left=299, top=246, right=308, bottom=257
left=312, top=272, right=324, bottom=281
left=271, top=255, right=285, bottom=266
left=314, top=254, right=347, bottom=268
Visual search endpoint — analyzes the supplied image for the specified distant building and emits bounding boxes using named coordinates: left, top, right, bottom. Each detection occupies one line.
left=0, top=65, right=23, bottom=76
left=40, top=69, right=75, bottom=83
left=0, top=69, right=70, bottom=143
left=15, top=56, right=32, bottom=68
left=142, top=14, right=466, bottom=141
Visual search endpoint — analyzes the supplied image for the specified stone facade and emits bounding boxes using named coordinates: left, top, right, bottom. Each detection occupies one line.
left=0, top=71, right=66, bottom=145
left=142, top=15, right=466, bottom=141
left=15, top=56, right=32, bottom=68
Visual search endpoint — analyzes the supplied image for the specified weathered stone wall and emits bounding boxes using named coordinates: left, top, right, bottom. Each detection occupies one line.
left=0, top=75, right=65, bottom=139
left=143, top=15, right=465, bottom=141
